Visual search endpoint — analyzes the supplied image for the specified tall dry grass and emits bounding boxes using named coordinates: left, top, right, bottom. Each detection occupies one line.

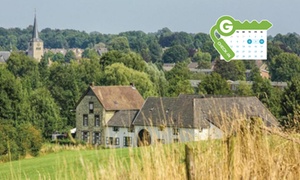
left=4, top=117, right=300, bottom=179
left=41, top=120, right=299, bottom=180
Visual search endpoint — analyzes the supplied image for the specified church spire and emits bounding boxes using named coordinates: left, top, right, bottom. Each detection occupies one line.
left=32, top=10, right=39, bottom=40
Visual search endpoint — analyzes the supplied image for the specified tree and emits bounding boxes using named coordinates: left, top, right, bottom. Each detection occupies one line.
left=267, top=42, right=284, bottom=64
left=162, top=45, right=189, bottom=63
left=145, top=63, right=168, bottom=96
left=235, top=81, right=253, bottom=96
left=18, top=123, right=43, bottom=156
left=64, top=50, right=76, bottom=63
left=100, top=50, right=123, bottom=70
left=0, top=123, right=19, bottom=161
left=28, top=88, right=64, bottom=138
left=201, top=41, right=219, bottom=61
left=0, top=66, right=23, bottom=121
left=48, top=62, right=82, bottom=127
left=107, top=36, right=130, bottom=52
left=214, top=59, right=246, bottom=81
left=193, top=50, right=211, bottom=69
left=166, top=62, right=194, bottom=96
left=82, top=48, right=100, bottom=60
left=198, top=72, right=231, bottom=95
left=280, top=77, right=300, bottom=131
left=148, top=39, right=162, bottom=63
left=252, top=75, right=281, bottom=117
left=52, top=52, right=65, bottom=63
left=269, top=52, right=300, bottom=81
left=104, top=63, right=157, bottom=97
left=194, top=33, right=211, bottom=49
left=100, top=51, right=146, bottom=72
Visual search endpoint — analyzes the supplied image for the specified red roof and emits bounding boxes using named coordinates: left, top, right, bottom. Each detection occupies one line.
left=90, top=86, right=144, bottom=110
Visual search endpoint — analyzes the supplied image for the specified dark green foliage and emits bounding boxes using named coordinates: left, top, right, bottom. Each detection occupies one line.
left=235, top=81, right=253, bottom=96
left=252, top=75, right=281, bottom=117
left=201, top=41, right=219, bottom=61
left=0, top=66, right=23, bottom=120
left=148, top=39, right=163, bottom=63
left=52, top=53, right=65, bottom=63
left=166, top=62, right=194, bottom=96
left=214, top=59, right=246, bottom=81
left=64, top=50, right=76, bottom=63
left=280, top=77, right=300, bottom=131
left=198, top=72, right=231, bottom=95
left=28, top=88, right=63, bottom=138
left=194, top=33, right=211, bottom=49
left=48, top=63, right=83, bottom=127
left=0, top=122, right=43, bottom=162
left=103, top=63, right=157, bottom=97
left=273, top=33, right=300, bottom=55
left=18, top=123, right=43, bottom=156
left=193, top=50, right=211, bottom=69
left=100, top=50, right=146, bottom=72
left=269, top=52, right=300, bottom=81
left=82, top=48, right=100, bottom=60
left=162, top=45, right=189, bottom=63
left=267, top=42, right=284, bottom=64
left=107, top=36, right=130, bottom=52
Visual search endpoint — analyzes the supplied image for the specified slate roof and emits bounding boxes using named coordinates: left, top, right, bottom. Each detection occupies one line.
left=0, top=51, right=11, bottom=63
left=107, top=110, right=138, bottom=127
left=31, top=14, right=42, bottom=42
left=133, top=97, right=178, bottom=126
left=193, top=96, right=278, bottom=130
left=171, top=94, right=207, bottom=128
left=133, top=95, right=278, bottom=129
left=90, top=86, right=144, bottom=110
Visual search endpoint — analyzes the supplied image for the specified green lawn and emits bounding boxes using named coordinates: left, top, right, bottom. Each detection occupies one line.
left=0, top=148, right=133, bottom=180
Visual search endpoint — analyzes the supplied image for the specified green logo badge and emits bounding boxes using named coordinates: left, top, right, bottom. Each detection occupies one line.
left=210, top=15, right=272, bottom=61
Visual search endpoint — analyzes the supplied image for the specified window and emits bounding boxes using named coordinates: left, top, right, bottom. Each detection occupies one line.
left=157, top=139, right=165, bottom=144
left=82, top=131, right=89, bottom=142
left=93, top=132, right=101, bottom=145
left=199, top=127, right=203, bottom=132
left=159, top=124, right=165, bottom=131
left=113, top=127, right=119, bottom=132
left=83, top=114, right=88, bottom=126
left=124, top=137, right=132, bottom=147
left=173, top=127, right=179, bottom=135
left=94, top=115, right=100, bottom=126
left=89, top=102, right=94, bottom=113
left=173, top=138, right=179, bottom=143
left=106, top=137, right=119, bottom=145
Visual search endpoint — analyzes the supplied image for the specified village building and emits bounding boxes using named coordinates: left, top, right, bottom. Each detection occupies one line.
left=27, top=14, right=44, bottom=62
left=75, top=86, right=278, bottom=148
left=0, top=51, right=11, bottom=63
left=75, top=85, right=144, bottom=147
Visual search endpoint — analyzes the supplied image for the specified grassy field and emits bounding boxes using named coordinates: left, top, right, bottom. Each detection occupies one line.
left=0, top=146, right=137, bottom=179
left=0, top=122, right=300, bottom=180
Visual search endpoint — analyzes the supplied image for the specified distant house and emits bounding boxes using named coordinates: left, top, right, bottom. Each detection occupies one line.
left=75, top=85, right=144, bottom=147
left=0, top=51, right=11, bottom=63
left=162, top=63, right=175, bottom=71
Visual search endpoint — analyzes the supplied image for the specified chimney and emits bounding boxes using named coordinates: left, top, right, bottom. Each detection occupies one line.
left=90, top=82, right=95, bottom=87
left=130, top=82, right=136, bottom=89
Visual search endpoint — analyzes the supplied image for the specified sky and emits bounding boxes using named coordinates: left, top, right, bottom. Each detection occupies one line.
left=1, top=0, right=299, bottom=36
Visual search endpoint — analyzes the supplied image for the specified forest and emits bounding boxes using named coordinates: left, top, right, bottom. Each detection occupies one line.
left=1, top=26, right=300, bottom=161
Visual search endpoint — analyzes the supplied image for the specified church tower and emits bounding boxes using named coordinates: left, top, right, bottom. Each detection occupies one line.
left=28, top=13, right=44, bottom=62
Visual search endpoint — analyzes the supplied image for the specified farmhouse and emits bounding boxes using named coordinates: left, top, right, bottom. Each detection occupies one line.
left=75, top=86, right=278, bottom=148
left=75, top=85, right=144, bottom=147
